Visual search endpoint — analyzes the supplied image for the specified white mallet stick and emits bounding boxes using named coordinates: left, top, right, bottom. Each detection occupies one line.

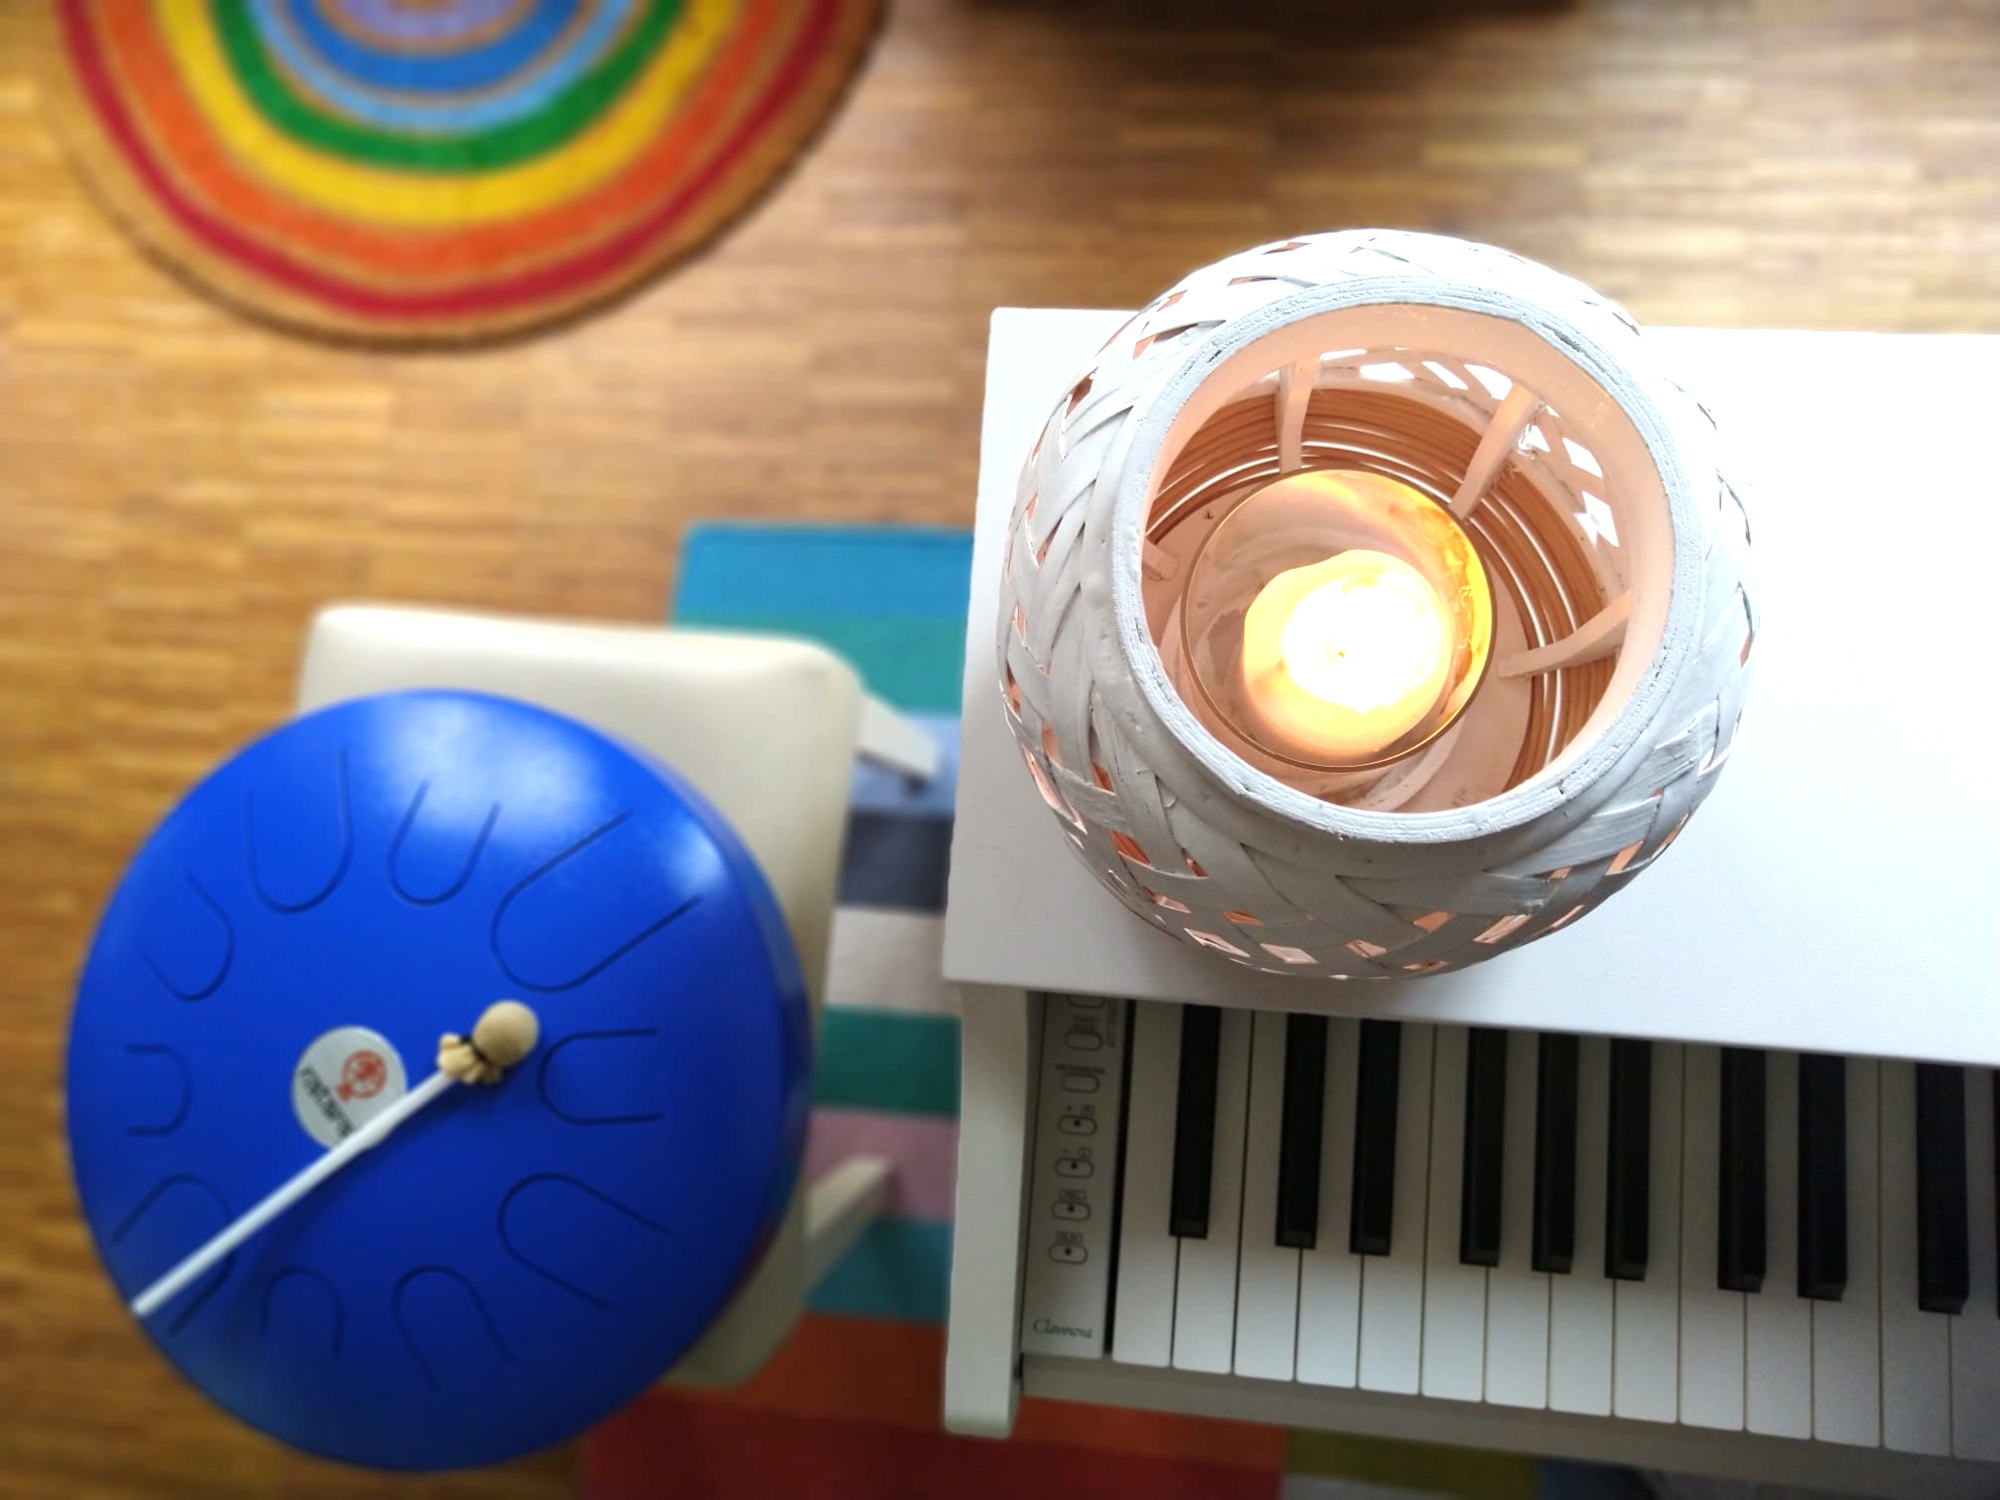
left=129, top=1000, right=540, bottom=1320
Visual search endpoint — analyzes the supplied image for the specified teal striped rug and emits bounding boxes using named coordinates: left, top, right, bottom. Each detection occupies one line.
left=674, top=523, right=970, bottom=1327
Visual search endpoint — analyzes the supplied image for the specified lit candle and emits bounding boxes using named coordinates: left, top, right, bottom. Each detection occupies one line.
left=1239, top=548, right=1454, bottom=762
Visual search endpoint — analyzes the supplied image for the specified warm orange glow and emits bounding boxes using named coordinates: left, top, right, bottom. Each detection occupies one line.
left=1174, top=468, right=1495, bottom=773
left=1240, top=549, right=1454, bottom=761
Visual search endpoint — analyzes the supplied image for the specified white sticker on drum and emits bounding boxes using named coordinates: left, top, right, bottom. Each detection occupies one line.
left=292, top=1026, right=408, bottom=1147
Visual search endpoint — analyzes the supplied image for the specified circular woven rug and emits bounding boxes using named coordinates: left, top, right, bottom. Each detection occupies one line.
left=42, top=0, right=880, bottom=343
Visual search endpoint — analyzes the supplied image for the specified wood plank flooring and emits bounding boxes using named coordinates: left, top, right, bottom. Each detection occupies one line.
left=2, top=1, right=1996, bottom=1494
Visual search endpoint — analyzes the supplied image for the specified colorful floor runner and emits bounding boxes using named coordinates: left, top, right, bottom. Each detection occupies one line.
left=41, top=0, right=879, bottom=342
left=580, top=522, right=1547, bottom=1499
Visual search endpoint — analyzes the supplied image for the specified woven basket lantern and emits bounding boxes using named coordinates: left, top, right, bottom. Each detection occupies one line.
left=999, top=230, right=1755, bottom=980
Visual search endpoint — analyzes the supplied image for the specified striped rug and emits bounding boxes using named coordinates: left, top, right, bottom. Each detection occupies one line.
left=40, top=0, right=879, bottom=343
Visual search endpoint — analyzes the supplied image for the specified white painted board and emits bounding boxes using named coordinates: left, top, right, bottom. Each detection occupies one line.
left=947, top=313, right=2000, bottom=1066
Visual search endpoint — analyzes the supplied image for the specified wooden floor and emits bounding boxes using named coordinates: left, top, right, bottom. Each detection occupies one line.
left=2, top=1, right=1996, bottom=1494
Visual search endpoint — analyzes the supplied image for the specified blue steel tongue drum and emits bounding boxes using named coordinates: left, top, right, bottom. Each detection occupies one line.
left=940, top=277, right=2000, bottom=1498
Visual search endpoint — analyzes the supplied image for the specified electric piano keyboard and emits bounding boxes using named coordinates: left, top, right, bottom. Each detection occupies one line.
left=1017, top=995, right=2000, bottom=1466
left=943, top=316, right=2000, bottom=1496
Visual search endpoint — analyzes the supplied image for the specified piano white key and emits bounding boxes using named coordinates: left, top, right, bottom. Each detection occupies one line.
left=1485, top=1028, right=1550, bottom=1409
left=1359, top=1022, right=1433, bottom=1396
left=1110, top=1000, right=1179, bottom=1367
left=1746, top=1051, right=1812, bottom=1439
left=1422, top=1026, right=1486, bottom=1401
left=1549, top=1034, right=1614, bottom=1417
left=1613, top=1041, right=1681, bottom=1423
left=1811, top=1056, right=1880, bottom=1446
left=1678, top=1044, right=1746, bottom=1430
left=1297, top=1016, right=1362, bottom=1389
left=1878, top=1059, right=1952, bottom=1455
left=1951, top=1067, right=2000, bottom=1462
left=1233, top=1010, right=1299, bottom=1381
left=1172, top=1005, right=1251, bottom=1373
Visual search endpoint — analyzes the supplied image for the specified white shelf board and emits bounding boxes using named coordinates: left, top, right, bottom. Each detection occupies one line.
left=945, top=311, right=2000, bottom=1067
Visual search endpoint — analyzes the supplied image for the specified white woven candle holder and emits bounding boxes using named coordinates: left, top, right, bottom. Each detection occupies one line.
left=998, top=230, right=1755, bottom=980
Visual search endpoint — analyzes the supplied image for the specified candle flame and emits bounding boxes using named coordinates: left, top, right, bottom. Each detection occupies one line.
left=1241, top=549, right=1453, bottom=760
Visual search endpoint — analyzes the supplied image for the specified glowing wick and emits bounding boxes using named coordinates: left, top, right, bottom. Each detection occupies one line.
left=1240, top=549, right=1454, bottom=762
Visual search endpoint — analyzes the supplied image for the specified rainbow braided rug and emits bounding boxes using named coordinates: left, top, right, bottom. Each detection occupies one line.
left=42, top=0, right=879, bottom=343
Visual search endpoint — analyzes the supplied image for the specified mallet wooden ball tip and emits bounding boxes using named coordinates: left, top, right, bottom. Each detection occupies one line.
left=440, top=999, right=541, bottom=1084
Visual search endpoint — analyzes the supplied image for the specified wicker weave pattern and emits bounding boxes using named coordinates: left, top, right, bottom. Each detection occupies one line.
left=999, top=230, right=1755, bottom=979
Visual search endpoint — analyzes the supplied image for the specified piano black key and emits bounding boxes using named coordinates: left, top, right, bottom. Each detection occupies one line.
left=1350, top=1019, right=1402, bottom=1256
left=1993, top=1071, right=1999, bottom=1315
left=1718, top=1047, right=1767, bottom=1293
left=1914, top=1063, right=1969, bottom=1315
left=1275, top=1012, right=1328, bottom=1249
left=1532, top=1032, right=1579, bottom=1274
left=1797, top=1052, right=1848, bottom=1301
left=1605, top=1038, right=1652, bottom=1281
left=1460, top=1027, right=1508, bottom=1267
left=1169, top=1005, right=1221, bottom=1239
